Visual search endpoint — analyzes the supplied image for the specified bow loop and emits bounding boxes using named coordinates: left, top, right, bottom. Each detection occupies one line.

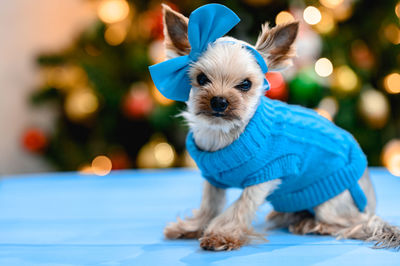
left=188, top=4, right=240, bottom=60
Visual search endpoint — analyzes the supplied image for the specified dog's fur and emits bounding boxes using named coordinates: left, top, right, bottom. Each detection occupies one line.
left=161, top=4, right=400, bottom=251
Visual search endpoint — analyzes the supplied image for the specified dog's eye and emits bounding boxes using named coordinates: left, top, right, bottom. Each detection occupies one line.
left=235, top=79, right=252, bottom=91
left=196, top=73, right=210, bottom=86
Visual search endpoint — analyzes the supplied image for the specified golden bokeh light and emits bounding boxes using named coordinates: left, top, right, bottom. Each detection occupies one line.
left=151, top=84, right=174, bottom=106
left=384, top=73, right=400, bottom=94
left=303, top=6, right=322, bottom=25
left=359, top=89, right=390, bottom=129
left=314, top=108, right=333, bottom=121
left=332, top=65, right=360, bottom=94
left=315, top=58, right=333, bottom=77
left=275, top=11, right=295, bottom=25
left=318, top=96, right=338, bottom=118
left=396, top=2, right=400, bottom=18
left=104, top=24, right=127, bottom=46
left=320, top=0, right=344, bottom=9
left=382, top=140, right=400, bottom=177
left=92, top=155, right=112, bottom=176
left=383, top=24, right=400, bottom=45
left=64, top=89, right=99, bottom=121
left=137, top=137, right=176, bottom=168
left=154, top=142, right=175, bottom=168
left=98, top=0, right=130, bottom=24
left=315, top=10, right=336, bottom=34
left=78, top=164, right=94, bottom=175
left=149, top=40, right=165, bottom=64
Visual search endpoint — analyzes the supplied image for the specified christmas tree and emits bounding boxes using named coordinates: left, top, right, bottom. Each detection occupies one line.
left=26, top=0, right=400, bottom=176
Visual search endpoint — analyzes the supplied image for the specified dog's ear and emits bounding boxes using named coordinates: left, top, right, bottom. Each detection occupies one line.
left=162, top=4, right=190, bottom=58
left=255, top=22, right=299, bottom=71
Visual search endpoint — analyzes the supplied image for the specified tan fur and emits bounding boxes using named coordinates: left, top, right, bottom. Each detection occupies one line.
left=255, top=22, right=299, bottom=71
left=200, top=180, right=281, bottom=250
left=164, top=180, right=225, bottom=239
left=162, top=4, right=190, bottom=58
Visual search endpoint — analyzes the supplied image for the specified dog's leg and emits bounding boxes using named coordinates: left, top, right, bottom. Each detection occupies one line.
left=278, top=169, right=400, bottom=250
left=164, top=180, right=226, bottom=239
left=200, top=180, right=281, bottom=251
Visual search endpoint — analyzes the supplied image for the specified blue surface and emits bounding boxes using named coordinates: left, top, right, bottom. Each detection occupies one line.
left=0, top=168, right=399, bottom=265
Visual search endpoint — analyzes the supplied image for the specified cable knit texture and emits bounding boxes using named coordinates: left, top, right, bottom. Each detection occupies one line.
left=186, top=96, right=368, bottom=213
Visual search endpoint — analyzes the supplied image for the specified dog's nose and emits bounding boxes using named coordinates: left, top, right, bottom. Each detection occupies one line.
left=210, top=97, right=229, bottom=112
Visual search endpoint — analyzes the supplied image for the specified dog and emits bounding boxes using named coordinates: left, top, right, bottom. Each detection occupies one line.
left=153, top=4, right=400, bottom=251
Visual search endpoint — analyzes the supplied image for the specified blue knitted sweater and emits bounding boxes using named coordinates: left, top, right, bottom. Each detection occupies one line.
left=186, top=96, right=368, bottom=213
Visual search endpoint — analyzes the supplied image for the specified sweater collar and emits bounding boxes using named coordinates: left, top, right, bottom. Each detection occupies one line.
left=186, top=96, right=273, bottom=175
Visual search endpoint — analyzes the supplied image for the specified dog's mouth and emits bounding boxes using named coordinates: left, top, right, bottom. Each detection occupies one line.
left=195, top=110, right=239, bottom=121
left=212, top=112, right=225, bottom=117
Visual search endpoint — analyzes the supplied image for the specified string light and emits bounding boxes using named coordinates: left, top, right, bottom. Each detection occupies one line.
left=303, top=6, right=322, bottom=25
left=98, top=0, right=130, bottom=24
left=320, top=0, right=344, bottom=9
left=275, top=11, right=295, bottom=25
left=92, top=155, right=112, bottom=176
left=154, top=143, right=175, bottom=167
left=104, top=24, right=127, bottom=46
left=315, top=58, right=333, bottom=77
left=382, top=140, right=400, bottom=177
left=383, top=73, right=400, bottom=94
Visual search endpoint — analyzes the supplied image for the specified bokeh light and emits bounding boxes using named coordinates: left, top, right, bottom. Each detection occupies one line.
left=151, top=84, right=174, bottom=106
left=359, top=89, right=390, bottom=129
left=92, top=155, right=112, bottom=176
left=320, top=0, right=344, bottom=9
left=98, top=0, right=130, bottom=24
left=383, top=24, right=400, bottom=45
left=154, top=142, right=175, bottom=167
left=315, top=58, right=333, bottom=77
left=382, top=140, right=400, bottom=176
left=332, top=65, right=359, bottom=94
left=396, top=2, right=400, bottom=18
left=64, top=89, right=99, bottom=121
left=384, top=73, right=400, bottom=94
left=315, top=10, right=336, bottom=34
left=318, top=96, right=338, bottom=118
left=314, top=108, right=333, bottom=121
left=303, top=6, right=322, bottom=25
left=137, top=138, right=176, bottom=168
left=104, top=24, right=127, bottom=46
left=275, top=11, right=295, bottom=25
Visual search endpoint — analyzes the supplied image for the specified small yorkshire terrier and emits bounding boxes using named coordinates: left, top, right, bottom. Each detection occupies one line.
left=154, top=4, right=400, bottom=251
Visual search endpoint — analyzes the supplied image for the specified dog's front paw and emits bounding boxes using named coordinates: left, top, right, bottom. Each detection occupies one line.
left=200, top=232, right=246, bottom=251
left=164, top=220, right=203, bottom=239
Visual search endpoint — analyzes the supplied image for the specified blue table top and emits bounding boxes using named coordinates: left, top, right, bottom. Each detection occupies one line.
left=0, top=168, right=399, bottom=265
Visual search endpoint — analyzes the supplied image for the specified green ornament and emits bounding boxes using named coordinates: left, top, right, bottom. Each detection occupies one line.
left=289, top=68, right=323, bottom=107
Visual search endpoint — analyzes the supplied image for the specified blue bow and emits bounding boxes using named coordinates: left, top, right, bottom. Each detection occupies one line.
left=149, top=4, right=269, bottom=102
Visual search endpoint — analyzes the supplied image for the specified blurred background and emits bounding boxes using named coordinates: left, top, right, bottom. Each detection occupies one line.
left=1, top=0, right=400, bottom=176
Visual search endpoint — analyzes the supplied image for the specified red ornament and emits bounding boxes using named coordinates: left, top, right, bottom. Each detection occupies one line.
left=22, top=128, right=47, bottom=153
left=265, top=72, right=288, bottom=101
left=110, top=152, right=131, bottom=170
left=123, top=90, right=154, bottom=118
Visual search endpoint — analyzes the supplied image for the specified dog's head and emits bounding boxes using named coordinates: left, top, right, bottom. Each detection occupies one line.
left=162, top=5, right=298, bottom=131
